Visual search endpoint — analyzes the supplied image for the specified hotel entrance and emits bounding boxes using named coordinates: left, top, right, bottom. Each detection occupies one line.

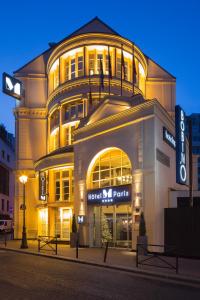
left=54, top=208, right=71, bottom=240
left=93, top=204, right=132, bottom=247
left=87, top=148, right=133, bottom=248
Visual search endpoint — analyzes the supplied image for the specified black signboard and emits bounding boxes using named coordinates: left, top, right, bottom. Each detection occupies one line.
left=87, top=184, right=131, bottom=205
left=2, top=72, right=23, bottom=100
left=163, top=127, right=176, bottom=150
left=39, top=172, right=47, bottom=201
left=175, top=105, right=187, bottom=185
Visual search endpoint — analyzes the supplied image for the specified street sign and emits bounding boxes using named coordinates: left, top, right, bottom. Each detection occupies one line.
left=2, top=72, right=23, bottom=100
left=77, top=215, right=85, bottom=224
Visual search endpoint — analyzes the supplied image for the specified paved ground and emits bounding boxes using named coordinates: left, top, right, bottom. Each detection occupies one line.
left=0, top=250, right=200, bottom=300
left=1, top=239, right=200, bottom=279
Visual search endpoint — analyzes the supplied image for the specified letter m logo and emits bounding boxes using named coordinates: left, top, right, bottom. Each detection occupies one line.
left=103, top=189, right=112, bottom=198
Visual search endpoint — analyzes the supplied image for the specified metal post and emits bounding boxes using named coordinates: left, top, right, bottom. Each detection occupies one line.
left=136, top=244, right=138, bottom=268
left=103, top=241, right=109, bottom=263
left=21, top=183, right=28, bottom=249
left=76, top=233, right=79, bottom=259
left=4, top=230, right=7, bottom=247
left=55, top=237, right=58, bottom=255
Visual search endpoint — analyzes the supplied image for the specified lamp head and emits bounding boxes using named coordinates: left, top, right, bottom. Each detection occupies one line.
left=19, top=175, right=28, bottom=184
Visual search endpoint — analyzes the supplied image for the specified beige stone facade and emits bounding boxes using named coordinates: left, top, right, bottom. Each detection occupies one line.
left=13, top=18, right=184, bottom=248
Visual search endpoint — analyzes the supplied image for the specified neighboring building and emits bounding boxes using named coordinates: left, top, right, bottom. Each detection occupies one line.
left=0, top=124, right=15, bottom=219
left=13, top=17, right=187, bottom=248
left=186, top=114, right=200, bottom=191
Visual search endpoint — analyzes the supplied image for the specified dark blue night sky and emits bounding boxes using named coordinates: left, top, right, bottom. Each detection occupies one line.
left=0, top=0, right=199, bottom=134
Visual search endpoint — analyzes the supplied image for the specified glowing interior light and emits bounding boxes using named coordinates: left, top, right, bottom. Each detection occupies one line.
left=6, top=77, right=14, bottom=91
left=139, top=63, right=145, bottom=77
left=50, top=127, right=59, bottom=136
left=51, top=59, right=59, bottom=72
left=14, top=82, right=21, bottom=95
left=87, top=45, right=107, bottom=51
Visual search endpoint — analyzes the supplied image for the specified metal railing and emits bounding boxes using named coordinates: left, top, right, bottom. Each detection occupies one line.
left=38, top=236, right=58, bottom=255
left=136, top=243, right=179, bottom=274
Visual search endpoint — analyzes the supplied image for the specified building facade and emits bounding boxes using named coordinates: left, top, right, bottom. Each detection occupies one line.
left=0, top=124, right=15, bottom=219
left=13, top=18, right=186, bottom=248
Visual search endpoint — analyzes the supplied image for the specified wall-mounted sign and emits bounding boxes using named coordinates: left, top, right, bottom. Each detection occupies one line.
left=39, top=172, right=47, bottom=201
left=2, top=72, right=23, bottom=100
left=175, top=105, right=187, bottom=185
left=77, top=215, right=85, bottom=224
left=87, top=184, right=131, bottom=205
left=163, top=127, right=176, bottom=149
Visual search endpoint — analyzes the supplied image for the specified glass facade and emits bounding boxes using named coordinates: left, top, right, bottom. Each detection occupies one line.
left=90, top=149, right=132, bottom=189
left=49, top=45, right=146, bottom=94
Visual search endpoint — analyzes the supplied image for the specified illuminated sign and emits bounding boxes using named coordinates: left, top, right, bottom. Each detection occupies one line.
left=2, top=72, right=23, bottom=100
left=39, top=172, right=47, bottom=201
left=175, top=105, right=187, bottom=185
left=77, top=215, right=85, bottom=224
left=163, top=127, right=176, bottom=149
left=87, top=184, right=131, bottom=205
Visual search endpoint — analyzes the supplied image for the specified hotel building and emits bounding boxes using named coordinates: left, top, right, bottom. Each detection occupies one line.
left=13, top=17, right=187, bottom=248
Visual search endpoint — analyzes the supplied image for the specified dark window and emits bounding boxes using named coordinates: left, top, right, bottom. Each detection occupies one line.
left=7, top=200, right=9, bottom=212
left=1, top=150, right=5, bottom=159
left=7, top=154, right=10, bottom=162
left=0, top=165, right=9, bottom=196
left=2, top=199, right=5, bottom=211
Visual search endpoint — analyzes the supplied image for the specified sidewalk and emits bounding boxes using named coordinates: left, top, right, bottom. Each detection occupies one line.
left=1, top=239, right=200, bottom=285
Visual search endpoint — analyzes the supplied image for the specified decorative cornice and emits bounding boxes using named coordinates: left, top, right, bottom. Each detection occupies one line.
left=14, top=107, right=47, bottom=119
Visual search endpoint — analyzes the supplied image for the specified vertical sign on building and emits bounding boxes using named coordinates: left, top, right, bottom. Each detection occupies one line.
left=175, top=105, right=187, bottom=185
left=39, top=172, right=47, bottom=200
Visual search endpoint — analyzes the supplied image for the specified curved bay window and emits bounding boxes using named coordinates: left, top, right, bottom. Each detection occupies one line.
left=54, top=169, right=74, bottom=202
left=90, top=149, right=132, bottom=189
left=48, top=45, right=146, bottom=94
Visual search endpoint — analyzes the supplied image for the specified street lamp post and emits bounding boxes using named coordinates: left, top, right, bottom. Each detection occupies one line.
left=19, top=175, right=28, bottom=249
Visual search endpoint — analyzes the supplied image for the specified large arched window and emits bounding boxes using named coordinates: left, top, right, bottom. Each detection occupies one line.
left=88, top=148, right=132, bottom=189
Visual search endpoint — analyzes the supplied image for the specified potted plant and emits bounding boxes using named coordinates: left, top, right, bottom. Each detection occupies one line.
left=137, top=212, right=148, bottom=255
left=70, top=214, right=78, bottom=248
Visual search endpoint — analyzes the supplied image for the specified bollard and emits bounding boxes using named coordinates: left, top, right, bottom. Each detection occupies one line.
left=76, top=234, right=79, bottom=259
left=103, top=241, right=109, bottom=263
left=55, top=237, right=58, bottom=255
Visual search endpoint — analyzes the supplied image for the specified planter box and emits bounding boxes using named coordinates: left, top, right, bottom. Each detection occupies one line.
left=137, top=235, right=148, bottom=255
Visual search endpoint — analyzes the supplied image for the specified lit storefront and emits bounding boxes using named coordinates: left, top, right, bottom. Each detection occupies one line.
left=12, top=17, right=186, bottom=248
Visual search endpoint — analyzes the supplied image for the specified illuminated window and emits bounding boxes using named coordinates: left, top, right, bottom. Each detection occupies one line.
left=64, top=122, right=79, bottom=146
left=50, top=110, right=60, bottom=131
left=97, top=54, right=103, bottom=74
left=49, top=59, right=59, bottom=93
left=54, top=169, right=74, bottom=202
left=138, top=63, right=145, bottom=93
left=116, top=56, right=121, bottom=79
left=90, top=149, right=132, bottom=189
left=71, top=58, right=76, bottom=79
left=89, top=53, right=95, bottom=75
left=63, top=101, right=84, bottom=122
left=78, top=56, right=84, bottom=77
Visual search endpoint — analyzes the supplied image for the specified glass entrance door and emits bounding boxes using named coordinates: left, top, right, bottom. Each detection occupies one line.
left=55, top=208, right=71, bottom=240
left=93, top=204, right=132, bottom=247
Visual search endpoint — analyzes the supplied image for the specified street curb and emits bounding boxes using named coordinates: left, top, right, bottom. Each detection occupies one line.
left=1, top=246, right=200, bottom=288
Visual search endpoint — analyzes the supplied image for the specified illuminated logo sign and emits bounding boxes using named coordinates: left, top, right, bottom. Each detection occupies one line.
left=2, top=72, right=23, bottom=100
left=87, top=184, right=131, bottom=205
left=163, top=127, right=176, bottom=149
left=39, top=172, right=47, bottom=201
left=175, top=105, right=187, bottom=185
left=77, top=215, right=85, bottom=224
